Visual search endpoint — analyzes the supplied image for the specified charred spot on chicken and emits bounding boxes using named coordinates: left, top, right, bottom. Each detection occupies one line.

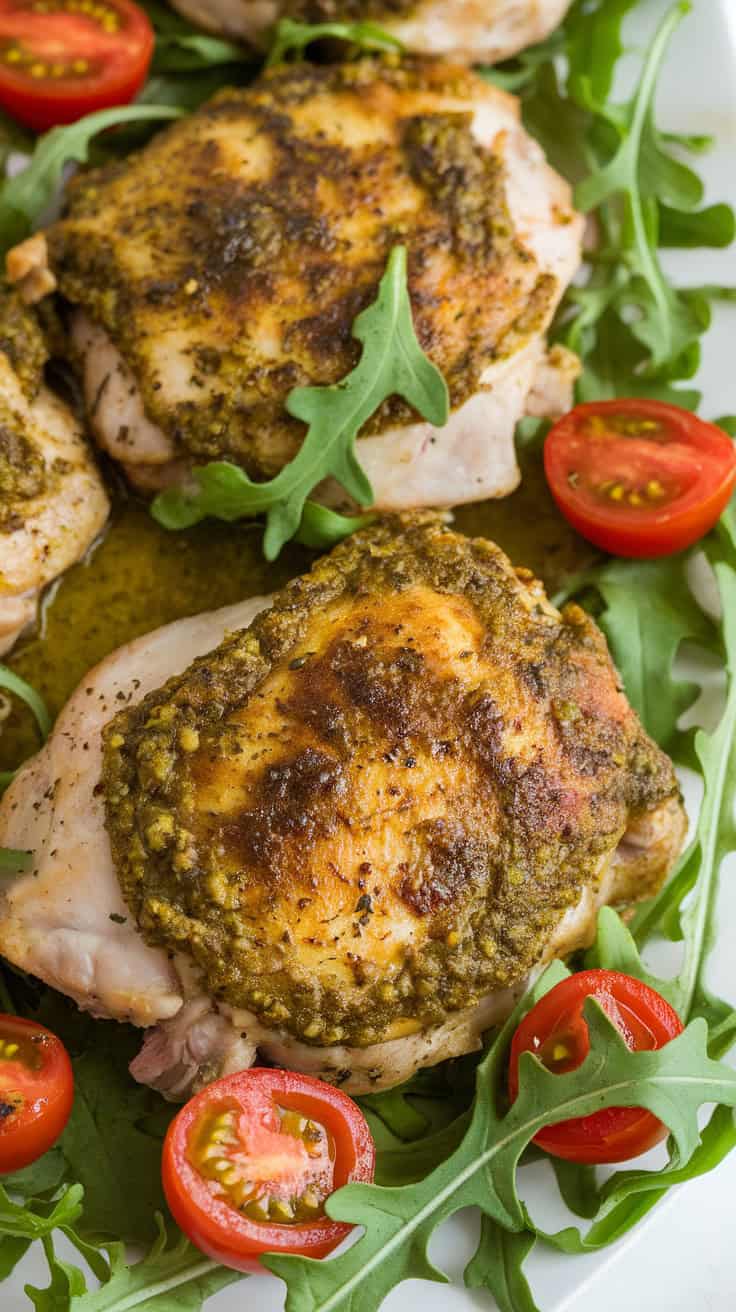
left=102, top=515, right=684, bottom=1052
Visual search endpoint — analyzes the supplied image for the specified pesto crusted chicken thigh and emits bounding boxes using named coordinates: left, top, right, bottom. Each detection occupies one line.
left=0, top=518, right=686, bottom=1095
left=167, top=0, right=573, bottom=66
left=0, top=288, right=108, bottom=655
left=8, top=58, right=582, bottom=510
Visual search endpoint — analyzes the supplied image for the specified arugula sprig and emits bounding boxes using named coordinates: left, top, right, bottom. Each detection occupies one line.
left=266, top=969, right=736, bottom=1312
left=152, top=246, right=449, bottom=559
left=493, top=0, right=735, bottom=409
left=27, top=1215, right=236, bottom=1312
left=0, top=105, right=184, bottom=257
left=266, top=18, right=402, bottom=67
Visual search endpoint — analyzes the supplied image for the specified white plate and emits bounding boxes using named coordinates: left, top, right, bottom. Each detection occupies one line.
left=6, top=1, right=736, bottom=1308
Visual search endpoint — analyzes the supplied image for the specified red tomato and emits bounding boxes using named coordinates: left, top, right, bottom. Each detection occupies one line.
left=508, top=970, right=683, bottom=1164
left=0, top=1014, right=74, bottom=1173
left=0, top=0, right=154, bottom=132
left=544, top=399, right=736, bottom=558
left=162, top=1067, right=375, bottom=1272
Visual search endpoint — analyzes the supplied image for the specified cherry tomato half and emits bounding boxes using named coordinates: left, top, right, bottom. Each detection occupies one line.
left=162, top=1067, right=375, bottom=1272
left=544, top=399, right=736, bottom=558
left=508, top=970, right=683, bottom=1164
left=0, top=1013, right=74, bottom=1174
left=0, top=0, right=154, bottom=132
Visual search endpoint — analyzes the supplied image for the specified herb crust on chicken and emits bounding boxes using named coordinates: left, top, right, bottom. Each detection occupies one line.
left=102, top=514, right=685, bottom=1051
left=9, top=57, right=582, bottom=511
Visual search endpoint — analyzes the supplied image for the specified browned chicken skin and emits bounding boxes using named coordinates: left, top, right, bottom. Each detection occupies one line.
left=102, top=515, right=686, bottom=1074
left=0, top=516, right=686, bottom=1094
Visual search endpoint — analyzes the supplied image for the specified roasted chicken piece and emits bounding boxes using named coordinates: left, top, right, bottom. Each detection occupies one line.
left=0, top=286, right=108, bottom=655
left=167, top=0, right=573, bottom=66
left=9, top=58, right=582, bottom=510
left=0, top=517, right=686, bottom=1095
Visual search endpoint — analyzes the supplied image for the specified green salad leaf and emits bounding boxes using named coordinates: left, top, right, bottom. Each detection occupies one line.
left=152, top=245, right=449, bottom=558
left=266, top=18, right=402, bottom=67
left=27, top=1218, right=236, bottom=1312
left=0, top=666, right=51, bottom=866
left=0, top=105, right=184, bottom=257
left=464, top=1220, right=537, bottom=1312
left=266, top=988, right=736, bottom=1311
left=495, top=0, right=735, bottom=409
left=0, top=665, right=50, bottom=742
left=558, top=552, right=717, bottom=760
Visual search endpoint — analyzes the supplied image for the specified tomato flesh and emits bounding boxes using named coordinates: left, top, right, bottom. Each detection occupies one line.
left=544, top=399, right=736, bottom=558
left=0, top=0, right=154, bottom=131
left=162, top=1068, right=375, bottom=1271
left=508, top=970, right=684, bottom=1164
left=0, top=1014, right=74, bottom=1174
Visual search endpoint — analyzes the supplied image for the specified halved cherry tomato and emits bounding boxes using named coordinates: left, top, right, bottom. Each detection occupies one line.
left=0, top=0, right=154, bottom=132
left=162, top=1068, right=375, bottom=1272
left=508, top=970, right=683, bottom=1164
left=544, top=399, right=736, bottom=558
left=0, top=1013, right=74, bottom=1173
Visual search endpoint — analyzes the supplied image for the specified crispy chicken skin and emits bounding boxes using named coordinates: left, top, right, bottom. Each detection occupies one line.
left=0, top=288, right=108, bottom=655
left=167, top=0, right=573, bottom=66
left=0, top=517, right=686, bottom=1094
left=8, top=58, right=582, bottom=509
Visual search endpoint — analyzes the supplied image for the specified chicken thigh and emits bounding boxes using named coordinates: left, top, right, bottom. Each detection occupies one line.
left=167, top=0, right=573, bottom=66
left=0, top=517, right=686, bottom=1095
left=9, top=58, right=582, bottom=511
left=0, top=287, right=108, bottom=655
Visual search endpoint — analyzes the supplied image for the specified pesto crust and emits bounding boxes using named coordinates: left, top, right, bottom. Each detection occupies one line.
left=0, top=284, right=47, bottom=402
left=102, top=516, right=680, bottom=1046
left=0, top=288, right=49, bottom=529
left=45, top=57, right=561, bottom=475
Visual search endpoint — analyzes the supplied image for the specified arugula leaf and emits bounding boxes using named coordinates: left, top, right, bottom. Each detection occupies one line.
left=0, top=665, right=51, bottom=741
left=573, top=3, right=701, bottom=375
left=513, top=0, right=735, bottom=408
left=659, top=202, right=735, bottom=249
left=536, top=1102, right=736, bottom=1257
left=0, top=666, right=50, bottom=865
left=294, top=503, right=376, bottom=552
left=4, top=1150, right=67, bottom=1202
left=0, top=105, right=184, bottom=256
left=152, top=246, right=449, bottom=558
left=0, top=1182, right=83, bottom=1243
left=58, top=1039, right=175, bottom=1244
left=266, top=996, right=736, bottom=1311
left=266, top=18, right=402, bottom=67
left=571, top=553, right=716, bottom=759
left=630, top=508, right=736, bottom=1023
left=464, top=1220, right=537, bottom=1312
left=31, top=1217, right=238, bottom=1312
left=0, top=1183, right=84, bottom=1282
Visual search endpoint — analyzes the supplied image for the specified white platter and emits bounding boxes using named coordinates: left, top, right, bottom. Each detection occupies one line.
left=5, top=0, right=736, bottom=1307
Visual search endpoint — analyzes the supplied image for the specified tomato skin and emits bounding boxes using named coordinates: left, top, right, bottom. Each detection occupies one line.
left=508, top=971, right=684, bottom=1165
left=0, top=0, right=154, bottom=132
left=544, top=399, right=736, bottom=558
left=0, top=1014, right=74, bottom=1174
left=162, top=1068, right=375, bottom=1272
